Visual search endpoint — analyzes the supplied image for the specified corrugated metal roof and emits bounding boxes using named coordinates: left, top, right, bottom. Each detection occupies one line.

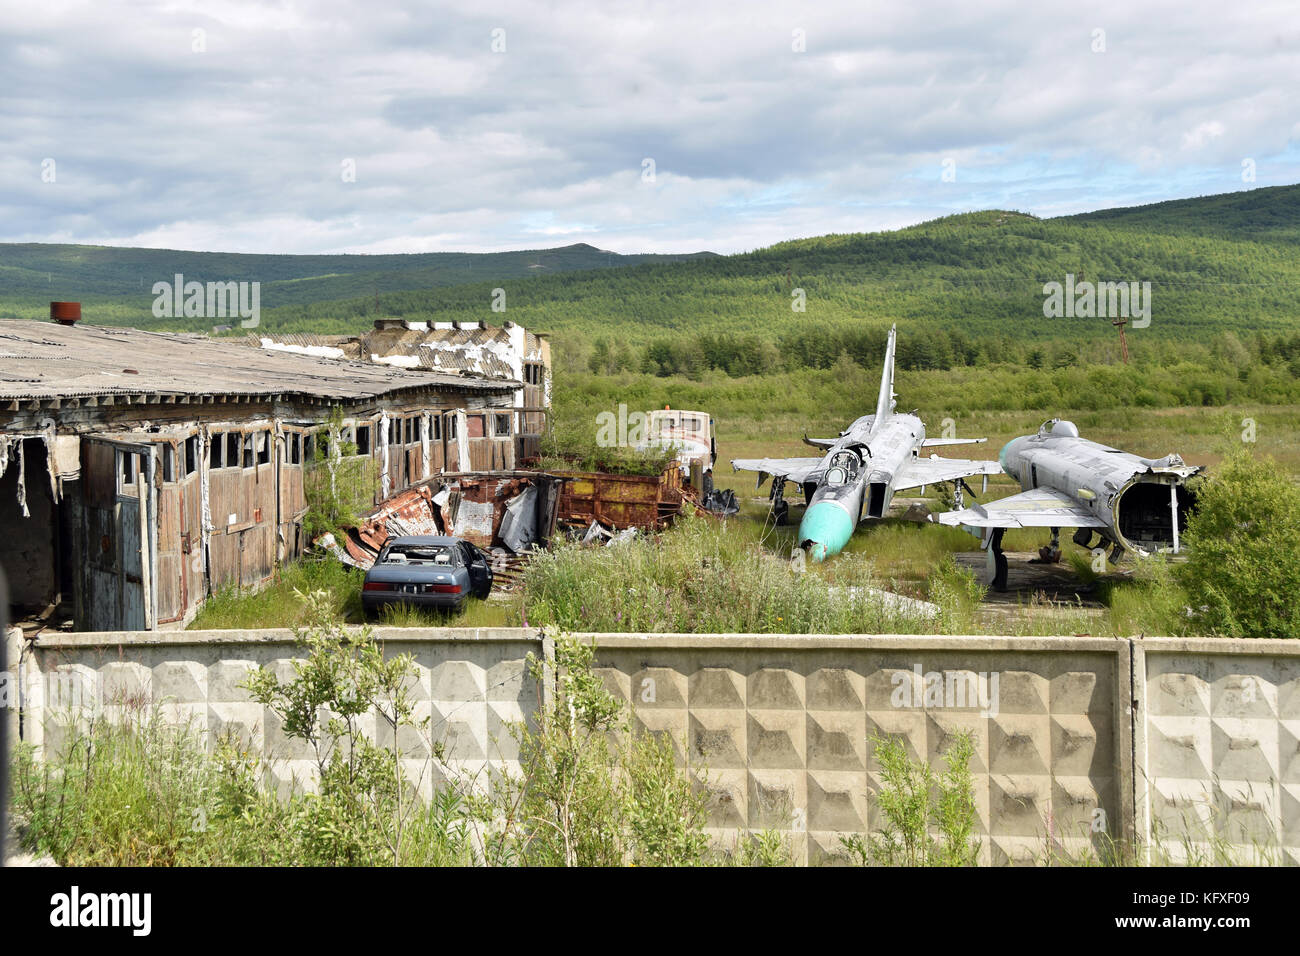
left=0, top=319, right=516, bottom=401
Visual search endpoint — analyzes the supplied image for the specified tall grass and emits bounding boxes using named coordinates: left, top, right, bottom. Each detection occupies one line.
left=189, top=558, right=363, bottom=629
left=523, top=514, right=935, bottom=633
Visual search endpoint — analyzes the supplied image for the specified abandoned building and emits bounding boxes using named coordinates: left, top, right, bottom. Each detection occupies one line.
left=250, top=318, right=550, bottom=459
left=0, top=312, right=528, bottom=631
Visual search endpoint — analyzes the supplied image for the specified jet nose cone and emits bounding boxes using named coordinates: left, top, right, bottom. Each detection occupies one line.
left=798, top=501, right=855, bottom=561
left=999, top=438, right=1021, bottom=477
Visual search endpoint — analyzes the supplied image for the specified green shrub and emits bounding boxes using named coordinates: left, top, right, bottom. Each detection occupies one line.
left=841, top=731, right=980, bottom=866
left=1177, top=450, right=1300, bottom=639
left=476, top=630, right=709, bottom=866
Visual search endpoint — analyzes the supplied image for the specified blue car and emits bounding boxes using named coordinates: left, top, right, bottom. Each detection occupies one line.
left=361, top=535, right=494, bottom=618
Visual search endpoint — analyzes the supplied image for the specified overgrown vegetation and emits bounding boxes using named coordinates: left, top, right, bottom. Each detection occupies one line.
left=303, top=405, right=381, bottom=543
left=534, top=412, right=677, bottom=477
left=11, top=603, right=722, bottom=867
left=841, top=732, right=980, bottom=867
left=1176, top=450, right=1300, bottom=640
left=474, top=631, right=711, bottom=866
left=523, top=513, right=937, bottom=634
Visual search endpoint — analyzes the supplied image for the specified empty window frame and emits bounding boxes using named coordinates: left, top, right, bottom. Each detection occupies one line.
left=226, top=433, right=241, bottom=468
left=494, top=413, right=511, bottom=436
left=162, top=443, right=176, bottom=483
left=184, top=436, right=198, bottom=476
left=355, top=424, right=372, bottom=456
left=209, top=432, right=223, bottom=469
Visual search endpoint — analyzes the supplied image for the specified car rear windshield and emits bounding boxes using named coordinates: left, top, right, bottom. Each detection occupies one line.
left=380, top=545, right=457, bottom=566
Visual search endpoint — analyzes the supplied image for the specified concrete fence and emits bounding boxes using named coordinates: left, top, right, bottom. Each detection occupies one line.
left=5, top=627, right=1296, bottom=865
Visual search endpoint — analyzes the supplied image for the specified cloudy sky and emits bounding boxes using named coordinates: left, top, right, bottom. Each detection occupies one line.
left=2, top=1, right=1297, bottom=255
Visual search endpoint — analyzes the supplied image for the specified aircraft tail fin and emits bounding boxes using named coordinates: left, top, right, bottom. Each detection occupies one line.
left=874, top=324, right=897, bottom=423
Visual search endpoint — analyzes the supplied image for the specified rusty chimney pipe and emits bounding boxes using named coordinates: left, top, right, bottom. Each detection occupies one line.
left=51, top=301, right=81, bottom=326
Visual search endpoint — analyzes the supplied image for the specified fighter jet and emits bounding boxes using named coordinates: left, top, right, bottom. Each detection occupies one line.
left=932, top=418, right=1201, bottom=590
left=731, top=325, right=1002, bottom=561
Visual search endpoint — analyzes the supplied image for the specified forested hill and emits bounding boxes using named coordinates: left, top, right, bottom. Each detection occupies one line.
left=1061, top=183, right=1300, bottom=241
left=240, top=184, right=1300, bottom=374
left=0, top=242, right=717, bottom=322
left=2, top=185, right=1296, bottom=378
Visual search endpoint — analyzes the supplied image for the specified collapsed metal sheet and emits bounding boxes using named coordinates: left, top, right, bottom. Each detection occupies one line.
left=324, top=472, right=564, bottom=568
left=498, top=484, right=538, bottom=553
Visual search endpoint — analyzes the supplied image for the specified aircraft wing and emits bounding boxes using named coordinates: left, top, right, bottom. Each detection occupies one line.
left=893, top=456, right=1003, bottom=491
left=933, top=487, right=1108, bottom=529
left=920, top=437, right=987, bottom=447
left=731, top=457, right=823, bottom=487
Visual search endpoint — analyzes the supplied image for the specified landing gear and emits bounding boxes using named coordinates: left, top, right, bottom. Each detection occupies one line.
left=988, top=527, right=1008, bottom=592
left=1038, top=526, right=1062, bottom=564
left=770, top=478, right=790, bottom=526
left=1072, top=528, right=1095, bottom=550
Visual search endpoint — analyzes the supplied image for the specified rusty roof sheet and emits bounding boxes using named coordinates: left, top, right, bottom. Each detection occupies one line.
left=251, top=322, right=546, bottom=380
left=0, top=318, right=516, bottom=401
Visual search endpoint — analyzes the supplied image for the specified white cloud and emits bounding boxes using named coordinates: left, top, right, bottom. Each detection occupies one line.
left=0, top=0, right=1295, bottom=254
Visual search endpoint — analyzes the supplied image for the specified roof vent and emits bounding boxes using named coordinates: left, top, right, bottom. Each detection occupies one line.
left=51, top=301, right=81, bottom=326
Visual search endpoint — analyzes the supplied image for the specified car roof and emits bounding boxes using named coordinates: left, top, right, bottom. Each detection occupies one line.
left=384, top=535, right=463, bottom=547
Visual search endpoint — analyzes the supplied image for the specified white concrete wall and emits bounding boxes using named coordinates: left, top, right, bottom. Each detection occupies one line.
left=11, top=628, right=1297, bottom=865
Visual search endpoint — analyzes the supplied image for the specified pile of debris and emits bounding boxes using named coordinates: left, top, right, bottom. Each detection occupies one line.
left=315, top=463, right=727, bottom=586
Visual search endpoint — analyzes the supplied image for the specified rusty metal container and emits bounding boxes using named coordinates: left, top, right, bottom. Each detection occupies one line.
left=50, top=301, right=81, bottom=325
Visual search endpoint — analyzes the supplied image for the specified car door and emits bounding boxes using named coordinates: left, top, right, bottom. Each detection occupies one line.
left=460, top=542, right=493, bottom=598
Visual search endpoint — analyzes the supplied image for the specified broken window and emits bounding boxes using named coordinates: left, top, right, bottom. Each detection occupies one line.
left=256, top=432, right=270, bottom=466
left=413, top=417, right=423, bottom=442
left=495, top=413, right=511, bottom=436
left=162, top=444, right=176, bottom=483
left=446, top=414, right=458, bottom=439
left=355, top=425, right=371, bottom=456
left=304, top=433, right=316, bottom=462
left=121, top=451, right=136, bottom=487
left=432, top=415, right=442, bottom=441
left=184, top=436, right=198, bottom=476
left=288, top=433, right=301, bottom=465
left=226, top=433, right=241, bottom=467
left=210, top=433, right=223, bottom=469
left=242, top=433, right=255, bottom=468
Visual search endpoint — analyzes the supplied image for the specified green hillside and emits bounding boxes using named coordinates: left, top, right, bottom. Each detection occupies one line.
left=3, top=185, right=1297, bottom=412
left=0, top=242, right=716, bottom=324
left=235, top=184, right=1300, bottom=373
